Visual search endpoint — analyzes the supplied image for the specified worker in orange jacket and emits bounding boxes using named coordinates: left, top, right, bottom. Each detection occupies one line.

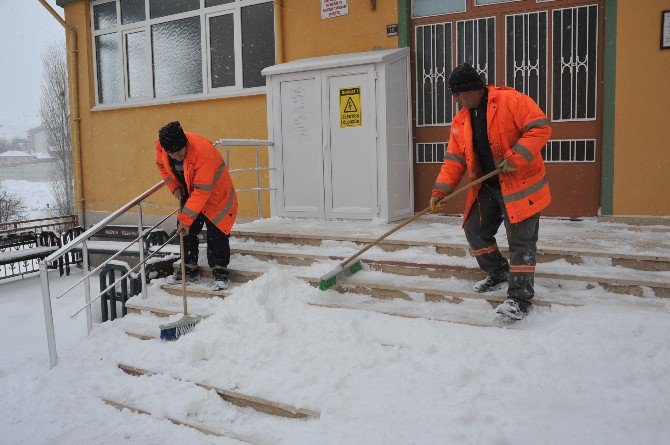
left=156, top=121, right=238, bottom=290
left=430, top=63, right=551, bottom=320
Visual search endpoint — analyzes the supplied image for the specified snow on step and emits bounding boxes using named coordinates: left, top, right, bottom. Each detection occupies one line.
left=117, top=363, right=320, bottom=419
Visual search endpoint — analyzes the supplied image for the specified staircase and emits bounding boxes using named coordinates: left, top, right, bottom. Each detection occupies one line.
left=124, top=216, right=670, bottom=329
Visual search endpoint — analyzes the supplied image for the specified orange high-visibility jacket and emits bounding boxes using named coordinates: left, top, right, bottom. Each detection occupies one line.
left=432, top=86, right=552, bottom=224
left=155, top=132, right=238, bottom=235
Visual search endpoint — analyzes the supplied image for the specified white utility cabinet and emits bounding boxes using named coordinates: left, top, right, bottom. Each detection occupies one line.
left=262, top=48, right=413, bottom=223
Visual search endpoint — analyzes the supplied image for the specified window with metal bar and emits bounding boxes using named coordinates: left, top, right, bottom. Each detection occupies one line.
left=552, top=5, right=598, bottom=121
left=416, top=23, right=453, bottom=126
left=506, top=11, right=548, bottom=113
left=456, top=17, right=496, bottom=87
left=542, top=139, right=596, bottom=162
left=416, top=142, right=447, bottom=163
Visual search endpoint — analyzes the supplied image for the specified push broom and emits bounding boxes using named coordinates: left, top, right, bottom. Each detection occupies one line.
left=160, top=232, right=201, bottom=340
left=319, top=166, right=503, bottom=291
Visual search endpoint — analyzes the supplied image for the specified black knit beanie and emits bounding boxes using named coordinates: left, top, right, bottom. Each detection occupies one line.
left=158, top=121, right=187, bottom=153
left=448, top=63, right=485, bottom=94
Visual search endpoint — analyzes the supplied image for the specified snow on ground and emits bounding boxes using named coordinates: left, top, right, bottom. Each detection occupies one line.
left=1, top=179, right=55, bottom=219
left=2, top=257, right=670, bottom=443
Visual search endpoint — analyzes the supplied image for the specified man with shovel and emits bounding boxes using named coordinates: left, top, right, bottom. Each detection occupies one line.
left=155, top=121, right=238, bottom=291
left=430, top=63, right=551, bottom=320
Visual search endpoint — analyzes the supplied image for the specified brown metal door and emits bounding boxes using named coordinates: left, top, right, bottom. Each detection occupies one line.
left=411, top=0, right=603, bottom=218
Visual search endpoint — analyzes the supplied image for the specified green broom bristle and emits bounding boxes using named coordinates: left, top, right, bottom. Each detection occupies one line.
left=319, top=260, right=363, bottom=291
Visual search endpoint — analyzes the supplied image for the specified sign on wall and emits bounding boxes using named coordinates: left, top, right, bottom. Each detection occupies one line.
left=340, top=87, right=362, bottom=127
left=321, top=0, right=348, bottom=19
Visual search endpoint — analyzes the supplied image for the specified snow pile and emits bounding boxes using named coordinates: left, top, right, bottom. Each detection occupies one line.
left=2, top=268, right=670, bottom=444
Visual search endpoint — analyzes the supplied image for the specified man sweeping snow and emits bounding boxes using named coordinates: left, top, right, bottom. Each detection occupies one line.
left=155, top=121, right=237, bottom=291
left=429, top=63, right=552, bottom=320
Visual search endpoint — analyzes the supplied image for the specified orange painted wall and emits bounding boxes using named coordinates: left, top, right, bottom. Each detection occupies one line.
left=613, top=1, right=670, bottom=215
left=282, top=1, right=398, bottom=61
left=62, top=0, right=399, bottom=221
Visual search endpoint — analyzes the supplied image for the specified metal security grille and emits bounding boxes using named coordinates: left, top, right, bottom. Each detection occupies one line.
left=456, top=17, right=495, bottom=85
left=416, top=23, right=453, bottom=126
left=542, top=139, right=596, bottom=162
left=416, top=142, right=447, bottom=163
left=506, top=11, right=548, bottom=113
left=552, top=4, right=598, bottom=121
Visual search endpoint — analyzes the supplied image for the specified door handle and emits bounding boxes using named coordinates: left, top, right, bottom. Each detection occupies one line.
left=324, top=144, right=329, bottom=151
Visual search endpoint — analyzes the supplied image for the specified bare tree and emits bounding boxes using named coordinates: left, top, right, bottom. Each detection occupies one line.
left=0, top=185, right=26, bottom=223
left=39, top=40, right=74, bottom=217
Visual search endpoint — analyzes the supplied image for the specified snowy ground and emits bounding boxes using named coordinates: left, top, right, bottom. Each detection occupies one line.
left=2, top=231, right=670, bottom=444
left=1, top=179, right=55, bottom=219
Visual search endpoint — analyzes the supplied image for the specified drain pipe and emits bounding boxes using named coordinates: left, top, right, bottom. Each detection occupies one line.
left=38, top=0, right=86, bottom=227
left=274, top=0, right=284, bottom=63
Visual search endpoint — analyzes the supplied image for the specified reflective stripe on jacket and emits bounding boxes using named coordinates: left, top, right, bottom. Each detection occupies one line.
left=155, top=132, right=238, bottom=235
left=432, top=86, right=552, bottom=224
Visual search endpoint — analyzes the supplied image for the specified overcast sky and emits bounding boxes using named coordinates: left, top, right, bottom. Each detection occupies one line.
left=0, top=0, right=64, bottom=139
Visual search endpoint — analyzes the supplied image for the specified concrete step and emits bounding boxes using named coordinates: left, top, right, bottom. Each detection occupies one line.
left=117, top=363, right=320, bottom=419
left=227, top=246, right=670, bottom=298
left=231, top=229, right=670, bottom=272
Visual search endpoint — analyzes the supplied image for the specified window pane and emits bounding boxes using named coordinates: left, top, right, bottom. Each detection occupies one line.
left=413, top=0, right=465, bottom=18
left=241, top=3, right=275, bottom=88
left=126, top=31, right=150, bottom=98
left=93, top=2, right=117, bottom=30
left=95, top=34, right=122, bottom=103
left=121, top=0, right=145, bottom=24
left=149, top=0, right=199, bottom=19
left=152, top=17, right=203, bottom=98
left=206, top=0, right=235, bottom=6
left=210, top=14, right=235, bottom=88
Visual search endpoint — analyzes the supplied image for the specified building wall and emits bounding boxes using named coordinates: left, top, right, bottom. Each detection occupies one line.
left=62, top=1, right=398, bottom=223
left=282, top=1, right=398, bottom=61
left=613, top=0, right=670, bottom=215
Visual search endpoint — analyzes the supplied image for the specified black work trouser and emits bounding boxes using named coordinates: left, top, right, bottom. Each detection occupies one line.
left=182, top=212, right=230, bottom=270
left=463, top=184, right=540, bottom=308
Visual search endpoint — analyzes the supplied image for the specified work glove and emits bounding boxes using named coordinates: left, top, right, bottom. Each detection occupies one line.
left=497, top=158, right=516, bottom=173
left=172, top=187, right=184, bottom=201
left=429, top=196, right=444, bottom=213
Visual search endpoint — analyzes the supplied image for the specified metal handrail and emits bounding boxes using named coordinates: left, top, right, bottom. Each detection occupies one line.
left=71, top=232, right=178, bottom=318
left=40, top=139, right=275, bottom=368
left=54, top=208, right=178, bottom=300
left=40, top=180, right=168, bottom=368
left=45, top=181, right=165, bottom=263
left=215, top=139, right=275, bottom=219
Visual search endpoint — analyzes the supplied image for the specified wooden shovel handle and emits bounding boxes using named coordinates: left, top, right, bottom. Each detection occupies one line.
left=338, top=167, right=503, bottom=269
left=179, top=232, right=189, bottom=315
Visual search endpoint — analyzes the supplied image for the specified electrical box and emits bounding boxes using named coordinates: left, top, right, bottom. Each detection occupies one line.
left=263, top=48, right=413, bottom=223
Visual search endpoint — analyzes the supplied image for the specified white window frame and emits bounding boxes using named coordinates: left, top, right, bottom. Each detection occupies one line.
left=90, top=0, right=273, bottom=109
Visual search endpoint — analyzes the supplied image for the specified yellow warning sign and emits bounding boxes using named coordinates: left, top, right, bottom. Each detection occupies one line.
left=340, top=87, right=362, bottom=127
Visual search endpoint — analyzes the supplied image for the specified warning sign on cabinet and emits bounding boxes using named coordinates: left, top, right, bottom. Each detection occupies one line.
left=340, top=87, right=362, bottom=127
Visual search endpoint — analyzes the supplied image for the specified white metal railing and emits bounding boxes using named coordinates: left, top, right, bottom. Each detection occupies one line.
left=214, top=139, right=275, bottom=219
left=40, top=181, right=172, bottom=367
left=40, top=139, right=274, bottom=368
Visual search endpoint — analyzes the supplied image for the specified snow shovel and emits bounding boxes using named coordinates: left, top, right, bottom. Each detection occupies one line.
left=318, top=166, right=504, bottom=290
